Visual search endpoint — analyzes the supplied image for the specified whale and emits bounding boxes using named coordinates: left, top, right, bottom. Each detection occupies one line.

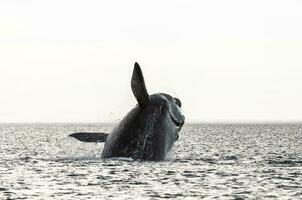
left=69, top=62, right=185, bottom=161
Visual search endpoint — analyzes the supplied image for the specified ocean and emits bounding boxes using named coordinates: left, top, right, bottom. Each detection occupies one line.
left=0, top=123, right=301, bottom=199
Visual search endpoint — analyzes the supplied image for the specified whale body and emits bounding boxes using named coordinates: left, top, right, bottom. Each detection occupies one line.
left=69, top=63, right=185, bottom=161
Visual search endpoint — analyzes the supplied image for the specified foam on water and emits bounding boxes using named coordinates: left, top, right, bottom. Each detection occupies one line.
left=1, top=123, right=302, bottom=199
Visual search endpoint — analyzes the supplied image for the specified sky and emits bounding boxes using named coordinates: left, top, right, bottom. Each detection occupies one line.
left=0, top=0, right=302, bottom=123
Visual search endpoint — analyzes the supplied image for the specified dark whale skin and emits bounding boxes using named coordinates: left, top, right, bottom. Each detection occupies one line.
left=101, top=94, right=184, bottom=161
left=69, top=132, right=108, bottom=142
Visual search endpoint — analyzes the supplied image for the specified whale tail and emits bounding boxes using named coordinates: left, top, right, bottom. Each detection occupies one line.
left=69, top=132, right=109, bottom=142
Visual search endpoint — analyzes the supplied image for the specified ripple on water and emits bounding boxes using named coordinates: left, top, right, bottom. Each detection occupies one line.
left=1, top=123, right=302, bottom=199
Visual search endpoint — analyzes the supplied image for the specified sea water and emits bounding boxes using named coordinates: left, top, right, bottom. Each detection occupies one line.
left=0, top=123, right=302, bottom=199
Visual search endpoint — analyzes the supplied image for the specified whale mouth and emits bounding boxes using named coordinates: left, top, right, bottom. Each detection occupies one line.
left=169, top=114, right=184, bottom=141
left=170, top=114, right=185, bottom=129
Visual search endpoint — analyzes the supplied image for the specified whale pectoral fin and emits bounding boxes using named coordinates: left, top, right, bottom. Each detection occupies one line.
left=68, top=132, right=109, bottom=142
left=131, top=62, right=149, bottom=108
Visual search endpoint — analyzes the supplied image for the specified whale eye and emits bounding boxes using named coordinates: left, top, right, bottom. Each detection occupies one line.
left=174, top=98, right=181, bottom=107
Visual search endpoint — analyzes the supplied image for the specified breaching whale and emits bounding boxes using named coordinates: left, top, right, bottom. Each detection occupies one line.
left=69, top=63, right=185, bottom=161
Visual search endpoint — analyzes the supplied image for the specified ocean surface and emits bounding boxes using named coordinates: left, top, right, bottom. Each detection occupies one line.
left=0, top=123, right=302, bottom=199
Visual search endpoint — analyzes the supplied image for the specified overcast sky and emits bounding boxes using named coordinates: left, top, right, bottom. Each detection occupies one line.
left=1, top=0, right=302, bottom=122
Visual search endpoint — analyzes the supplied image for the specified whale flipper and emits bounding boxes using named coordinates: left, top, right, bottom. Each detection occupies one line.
left=131, top=62, right=149, bottom=108
left=69, top=132, right=109, bottom=142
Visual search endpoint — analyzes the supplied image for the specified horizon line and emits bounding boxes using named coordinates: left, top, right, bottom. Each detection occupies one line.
left=0, top=120, right=302, bottom=124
